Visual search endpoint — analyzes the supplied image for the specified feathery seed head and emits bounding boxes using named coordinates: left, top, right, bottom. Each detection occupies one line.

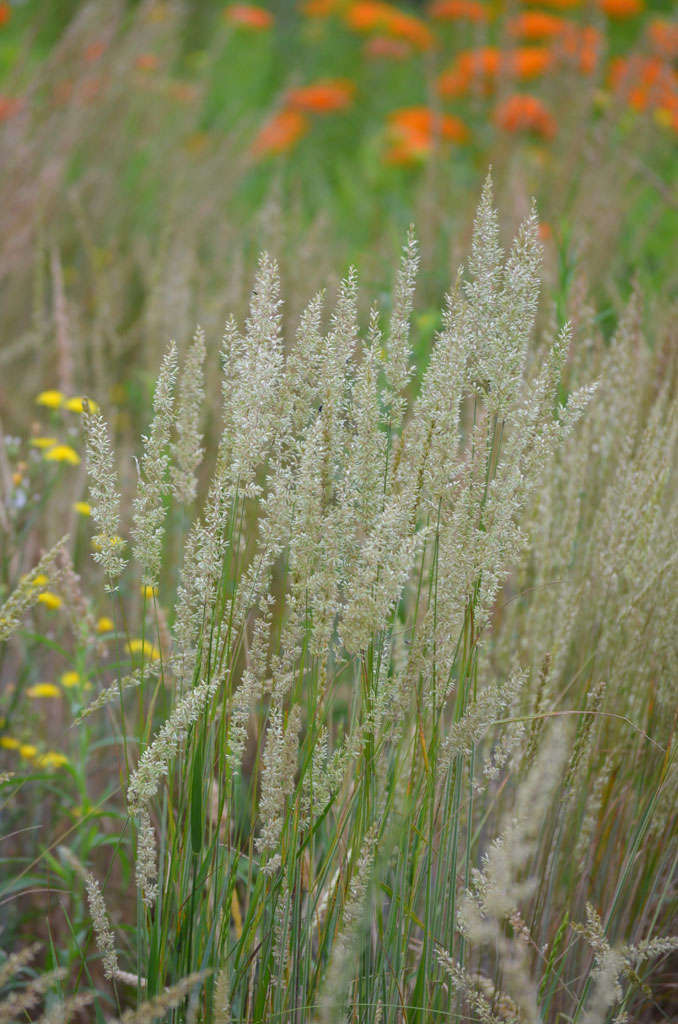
left=82, top=399, right=127, bottom=587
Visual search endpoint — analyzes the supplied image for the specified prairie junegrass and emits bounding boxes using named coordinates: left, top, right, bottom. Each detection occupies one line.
left=2, top=177, right=677, bottom=1022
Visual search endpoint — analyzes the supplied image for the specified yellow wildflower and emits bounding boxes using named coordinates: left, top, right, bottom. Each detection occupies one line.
left=35, top=390, right=64, bottom=409
left=31, top=574, right=49, bottom=587
left=19, top=744, right=38, bottom=759
left=654, top=107, right=673, bottom=128
left=38, top=592, right=62, bottom=610
left=64, top=396, right=100, bottom=414
left=73, top=501, right=92, bottom=516
left=44, top=445, right=81, bottom=466
left=27, top=683, right=61, bottom=699
left=128, top=638, right=161, bottom=660
left=140, top=584, right=158, bottom=600
left=0, top=736, right=20, bottom=751
left=30, top=437, right=58, bottom=450
left=12, top=471, right=23, bottom=487
left=60, top=671, right=80, bottom=688
left=35, top=751, right=69, bottom=768
left=97, top=616, right=114, bottom=633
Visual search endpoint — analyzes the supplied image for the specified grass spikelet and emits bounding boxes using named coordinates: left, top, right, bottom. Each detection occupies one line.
left=0, top=537, right=68, bottom=642
left=0, top=942, right=42, bottom=990
left=383, top=226, right=419, bottom=431
left=85, top=872, right=118, bottom=980
left=171, top=325, right=206, bottom=505
left=0, top=966, right=66, bottom=1024
left=82, top=398, right=127, bottom=588
left=257, top=702, right=302, bottom=874
left=131, top=340, right=178, bottom=588
left=126, top=675, right=219, bottom=812
left=115, top=971, right=211, bottom=1023
left=74, top=669, right=154, bottom=723
left=32, top=992, right=96, bottom=1024
left=135, top=807, right=158, bottom=908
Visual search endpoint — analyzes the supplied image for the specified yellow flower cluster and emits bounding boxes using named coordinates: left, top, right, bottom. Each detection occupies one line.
left=43, top=444, right=81, bottom=466
left=0, top=735, right=68, bottom=768
left=24, top=572, right=62, bottom=610
left=128, top=638, right=161, bottom=660
left=35, top=391, right=100, bottom=413
left=35, top=751, right=69, bottom=768
left=32, top=391, right=102, bottom=467
left=26, top=683, right=61, bottom=699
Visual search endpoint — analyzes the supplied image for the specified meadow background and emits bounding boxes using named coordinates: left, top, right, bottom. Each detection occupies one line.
left=1, top=1, right=677, bottom=1021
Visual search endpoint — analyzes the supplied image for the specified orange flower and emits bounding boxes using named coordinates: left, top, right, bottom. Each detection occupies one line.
left=347, top=1, right=398, bottom=30
left=385, top=10, right=436, bottom=49
left=135, top=52, right=159, bottom=71
left=437, top=69, right=466, bottom=96
left=507, top=11, right=570, bottom=39
left=287, top=78, right=356, bottom=113
left=437, top=45, right=551, bottom=97
left=346, top=2, right=435, bottom=50
left=458, top=47, right=502, bottom=78
left=224, top=3, right=273, bottom=28
left=252, top=108, right=309, bottom=155
left=0, top=95, right=22, bottom=120
left=389, top=106, right=469, bottom=142
left=438, top=47, right=501, bottom=96
left=597, top=0, right=643, bottom=16
left=0, top=4, right=10, bottom=28
left=385, top=105, right=469, bottom=162
left=428, top=0, right=489, bottom=23
left=610, top=56, right=678, bottom=113
left=364, top=35, right=412, bottom=58
left=494, top=93, right=557, bottom=138
left=507, top=46, right=554, bottom=79
left=84, top=40, right=106, bottom=61
left=384, top=140, right=430, bottom=165
left=647, top=19, right=678, bottom=61
left=555, top=24, right=601, bottom=74
left=509, top=13, right=600, bottom=74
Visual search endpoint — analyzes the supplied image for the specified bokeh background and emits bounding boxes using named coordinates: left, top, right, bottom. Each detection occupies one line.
left=1, top=0, right=676, bottom=436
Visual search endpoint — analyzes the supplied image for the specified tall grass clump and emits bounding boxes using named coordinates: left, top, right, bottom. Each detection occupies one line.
left=1, top=178, right=677, bottom=1022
